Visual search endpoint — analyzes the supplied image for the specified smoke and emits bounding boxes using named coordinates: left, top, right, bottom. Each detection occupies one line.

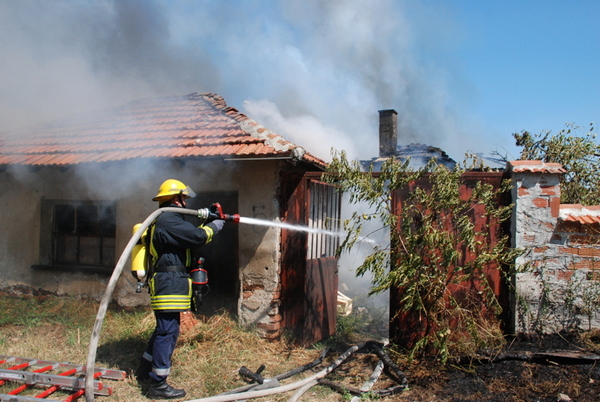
left=233, top=0, right=481, bottom=161
left=243, top=99, right=357, bottom=161
left=0, top=0, right=219, bottom=130
left=0, top=0, right=479, bottom=161
left=338, top=196, right=390, bottom=323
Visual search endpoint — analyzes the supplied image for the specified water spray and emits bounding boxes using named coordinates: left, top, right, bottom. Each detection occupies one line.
left=237, top=216, right=379, bottom=247
left=203, top=203, right=380, bottom=245
left=209, top=203, right=348, bottom=239
left=238, top=216, right=342, bottom=237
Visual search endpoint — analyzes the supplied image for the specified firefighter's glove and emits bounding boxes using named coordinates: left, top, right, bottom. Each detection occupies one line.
left=207, top=212, right=220, bottom=222
left=207, top=219, right=225, bottom=234
left=207, top=204, right=221, bottom=222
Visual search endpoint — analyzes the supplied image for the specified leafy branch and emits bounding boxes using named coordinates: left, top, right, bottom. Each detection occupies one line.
left=514, top=122, right=600, bottom=205
left=326, top=151, right=522, bottom=362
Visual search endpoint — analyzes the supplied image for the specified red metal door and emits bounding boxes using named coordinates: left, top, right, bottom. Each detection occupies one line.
left=280, top=173, right=341, bottom=345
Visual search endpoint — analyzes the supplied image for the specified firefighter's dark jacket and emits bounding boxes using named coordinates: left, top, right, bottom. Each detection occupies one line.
left=148, top=202, right=218, bottom=312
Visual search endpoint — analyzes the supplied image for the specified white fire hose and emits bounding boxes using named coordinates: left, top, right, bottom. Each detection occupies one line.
left=85, top=207, right=200, bottom=402
left=184, top=343, right=366, bottom=402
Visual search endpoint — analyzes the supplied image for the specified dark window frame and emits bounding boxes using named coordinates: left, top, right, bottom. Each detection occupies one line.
left=34, top=199, right=116, bottom=274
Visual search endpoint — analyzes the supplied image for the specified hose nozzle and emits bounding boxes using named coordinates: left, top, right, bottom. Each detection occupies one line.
left=211, top=203, right=240, bottom=223
left=222, top=213, right=240, bottom=223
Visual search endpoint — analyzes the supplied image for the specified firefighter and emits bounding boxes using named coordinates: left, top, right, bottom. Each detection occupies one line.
left=136, top=179, right=225, bottom=399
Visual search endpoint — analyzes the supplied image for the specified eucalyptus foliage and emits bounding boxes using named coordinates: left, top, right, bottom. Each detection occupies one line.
left=514, top=123, right=600, bottom=205
left=326, top=151, right=521, bottom=361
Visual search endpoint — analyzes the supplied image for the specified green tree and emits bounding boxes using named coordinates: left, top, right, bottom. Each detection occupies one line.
left=514, top=123, right=600, bottom=205
left=326, top=152, right=521, bottom=362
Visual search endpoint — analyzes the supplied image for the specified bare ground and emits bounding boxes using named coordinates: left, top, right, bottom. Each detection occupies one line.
left=389, top=339, right=600, bottom=402
left=287, top=331, right=600, bottom=402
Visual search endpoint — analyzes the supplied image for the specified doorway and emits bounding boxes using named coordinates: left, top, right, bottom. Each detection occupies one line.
left=186, top=191, right=239, bottom=316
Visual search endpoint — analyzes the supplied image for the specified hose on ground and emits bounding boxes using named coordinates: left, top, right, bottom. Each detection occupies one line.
left=187, top=342, right=409, bottom=402
left=218, top=347, right=331, bottom=396
left=276, top=347, right=331, bottom=381
left=183, top=343, right=366, bottom=402
left=287, top=379, right=319, bottom=402
left=319, top=378, right=407, bottom=398
left=350, top=350, right=385, bottom=402
left=317, top=341, right=409, bottom=398
left=365, top=340, right=408, bottom=387
left=291, top=343, right=387, bottom=402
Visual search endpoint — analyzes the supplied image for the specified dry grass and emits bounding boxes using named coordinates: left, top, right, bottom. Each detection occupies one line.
left=0, top=292, right=375, bottom=401
left=580, top=329, right=600, bottom=353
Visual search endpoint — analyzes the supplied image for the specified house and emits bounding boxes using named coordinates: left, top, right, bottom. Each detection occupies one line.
left=0, top=92, right=341, bottom=344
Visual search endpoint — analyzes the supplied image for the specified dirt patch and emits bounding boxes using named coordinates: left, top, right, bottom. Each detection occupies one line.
left=382, top=333, right=600, bottom=402
left=392, top=358, right=599, bottom=401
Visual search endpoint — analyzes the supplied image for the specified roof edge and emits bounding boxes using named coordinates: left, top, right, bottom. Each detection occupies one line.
left=507, top=160, right=567, bottom=174
left=199, top=93, right=328, bottom=169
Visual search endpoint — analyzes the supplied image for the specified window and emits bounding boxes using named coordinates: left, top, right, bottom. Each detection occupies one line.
left=37, top=200, right=116, bottom=272
left=307, top=181, right=341, bottom=260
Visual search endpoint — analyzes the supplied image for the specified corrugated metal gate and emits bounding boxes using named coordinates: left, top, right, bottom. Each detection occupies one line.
left=280, top=172, right=341, bottom=346
left=389, top=172, right=511, bottom=347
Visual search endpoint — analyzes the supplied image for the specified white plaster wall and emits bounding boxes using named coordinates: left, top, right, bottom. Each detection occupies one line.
left=0, top=158, right=284, bottom=328
left=0, top=165, right=113, bottom=297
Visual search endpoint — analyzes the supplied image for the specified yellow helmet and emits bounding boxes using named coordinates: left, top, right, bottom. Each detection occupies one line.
left=153, top=179, right=197, bottom=202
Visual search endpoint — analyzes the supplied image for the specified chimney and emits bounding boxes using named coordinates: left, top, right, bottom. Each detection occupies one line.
left=378, top=109, right=397, bottom=158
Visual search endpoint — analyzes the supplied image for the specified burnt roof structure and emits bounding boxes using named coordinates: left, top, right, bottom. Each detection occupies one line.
left=361, top=109, right=456, bottom=171
left=362, top=142, right=457, bottom=171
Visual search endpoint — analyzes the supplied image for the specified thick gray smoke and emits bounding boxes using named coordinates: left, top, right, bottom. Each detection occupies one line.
left=0, top=0, right=219, bottom=131
left=0, top=0, right=481, bottom=161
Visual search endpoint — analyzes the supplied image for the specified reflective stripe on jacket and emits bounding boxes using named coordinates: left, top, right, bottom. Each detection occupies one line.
left=149, top=271, right=193, bottom=311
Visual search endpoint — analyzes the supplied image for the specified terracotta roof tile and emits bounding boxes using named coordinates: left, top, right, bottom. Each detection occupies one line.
left=0, top=92, right=326, bottom=169
left=559, top=204, right=600, bottom=224
left=508, top=160, right=567, bottom=174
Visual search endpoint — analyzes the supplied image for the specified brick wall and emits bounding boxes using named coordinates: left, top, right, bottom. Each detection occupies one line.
left=509, top=161, right=600, bottom=333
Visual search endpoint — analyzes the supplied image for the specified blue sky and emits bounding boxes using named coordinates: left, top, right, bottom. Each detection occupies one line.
left=443, top=1, right=599, bottom=156
left=0, top=0, right=598, bottom=163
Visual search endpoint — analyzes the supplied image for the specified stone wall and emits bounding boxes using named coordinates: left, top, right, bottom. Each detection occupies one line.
left=509, top=160, right=600, bottom=333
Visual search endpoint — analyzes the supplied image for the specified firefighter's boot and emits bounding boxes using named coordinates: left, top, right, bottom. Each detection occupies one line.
left=148, top=379, right=186, bottom=399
